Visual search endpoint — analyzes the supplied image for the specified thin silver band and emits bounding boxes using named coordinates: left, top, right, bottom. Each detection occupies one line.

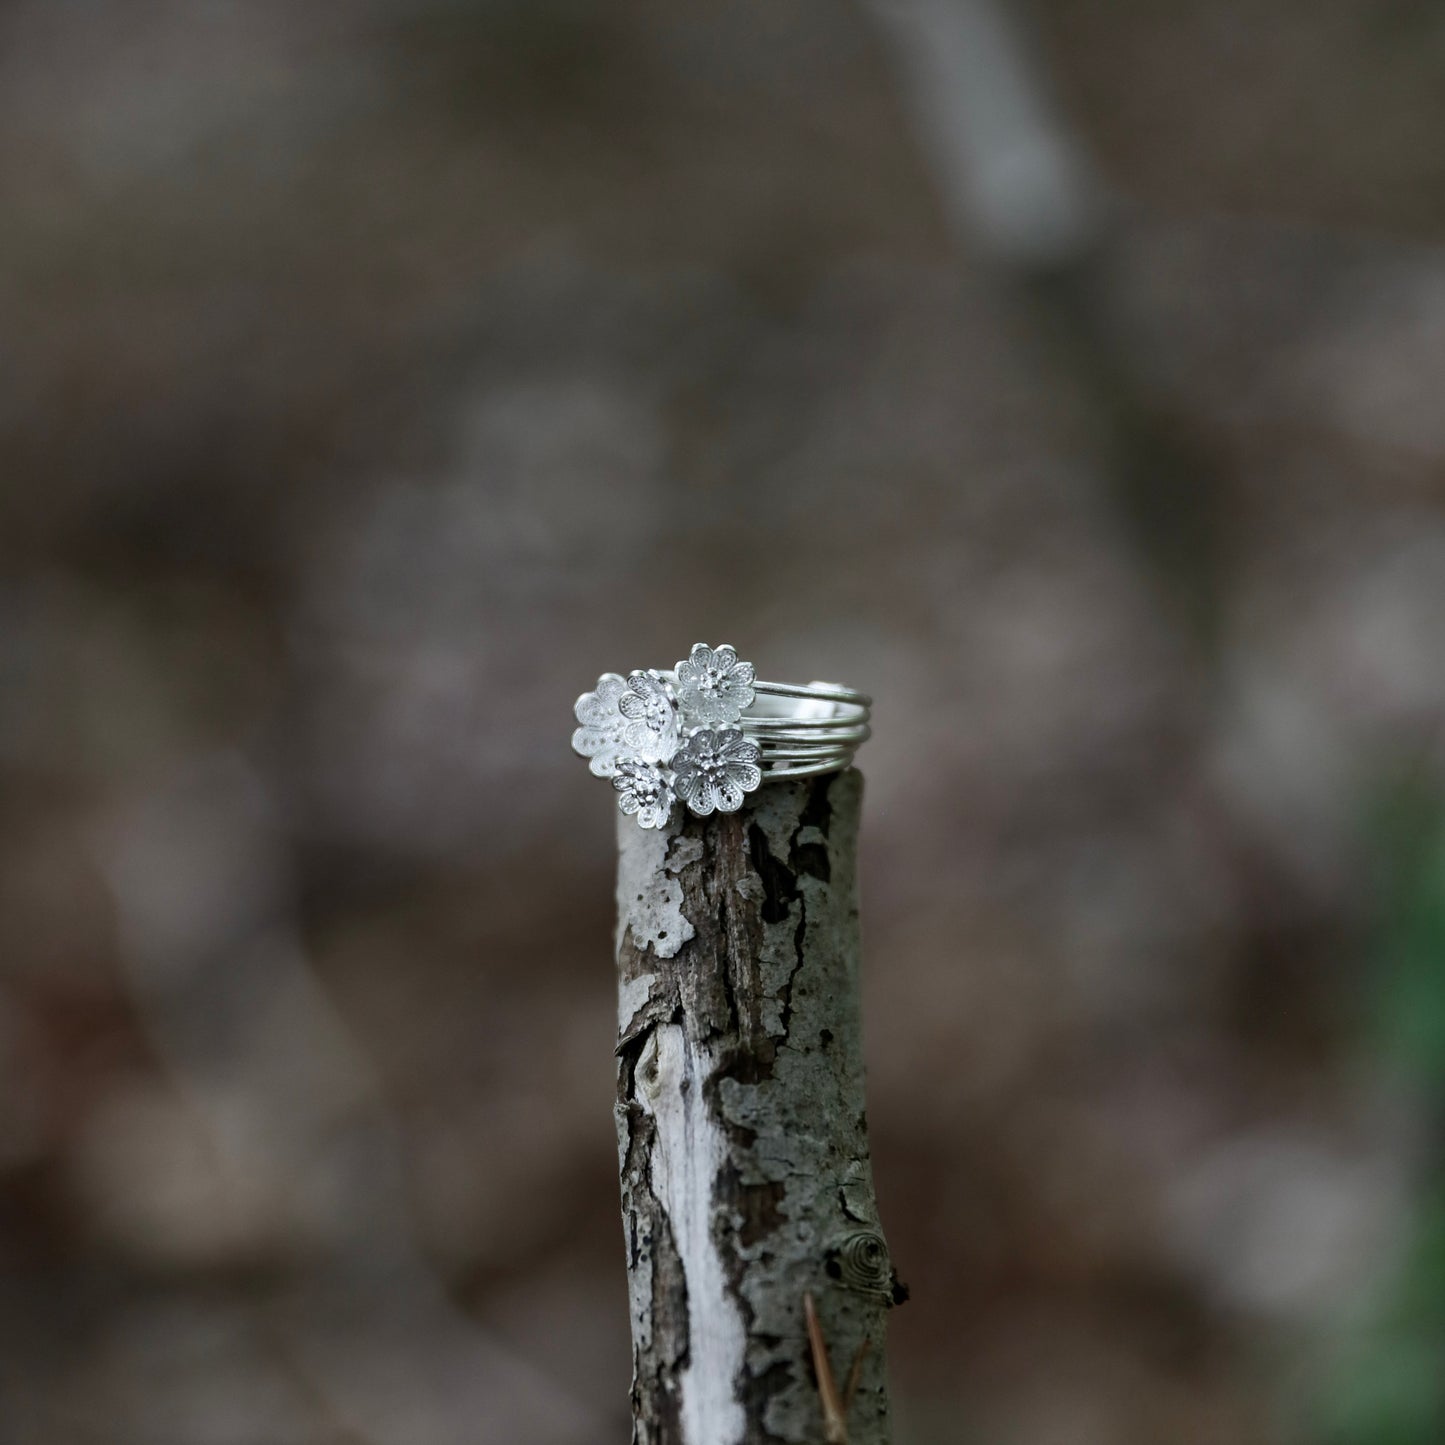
left=753, top=726, right=872, bottom=746
left=753, top=679, right=872, bottom=708
left=726, top=679, right=870, bottom=770
left=755, top=756, right=857, bottom=779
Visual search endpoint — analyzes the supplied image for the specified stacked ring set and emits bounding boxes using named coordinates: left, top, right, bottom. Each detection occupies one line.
left=571, top=643, right=871, bottom=829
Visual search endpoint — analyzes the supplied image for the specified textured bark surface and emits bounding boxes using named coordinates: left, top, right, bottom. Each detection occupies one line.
left=614, top=770, right=898, bottom=1445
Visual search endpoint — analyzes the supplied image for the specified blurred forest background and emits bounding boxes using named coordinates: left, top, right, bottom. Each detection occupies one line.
left=2, top=2, right=1444, bottom=1442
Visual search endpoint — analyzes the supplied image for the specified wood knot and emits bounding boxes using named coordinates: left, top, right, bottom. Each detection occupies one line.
left=637, top=1029, right=665, bottom=1102
left=825, top=1229, right=892, bottom=1297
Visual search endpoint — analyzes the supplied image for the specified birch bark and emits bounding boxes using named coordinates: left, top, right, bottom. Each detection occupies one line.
left=614, top=770, right=900, bottom=1445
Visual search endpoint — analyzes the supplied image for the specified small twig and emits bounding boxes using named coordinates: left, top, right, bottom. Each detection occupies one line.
left=843, top=1335, right=872, bottom=1410
left=804, top=1291, right=850, bottom=1444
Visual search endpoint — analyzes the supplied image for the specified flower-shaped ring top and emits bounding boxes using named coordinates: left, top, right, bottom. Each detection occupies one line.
left=671, top=728, right=763, bottom=816
left=673, top=643, right=756, bottom=725
left=571, top=643, right=870, bottom=829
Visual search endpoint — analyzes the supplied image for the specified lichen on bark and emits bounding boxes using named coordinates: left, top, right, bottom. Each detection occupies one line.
left=614, top=770, right=898, bottom=1445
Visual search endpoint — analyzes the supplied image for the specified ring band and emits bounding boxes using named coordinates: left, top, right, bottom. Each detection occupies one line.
left=571, top=643, right=870, bottom=828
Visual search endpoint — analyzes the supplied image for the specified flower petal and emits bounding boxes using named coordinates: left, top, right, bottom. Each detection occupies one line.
left=572, top=725, right=605, bottom=756
left=716, top=730, right=756, bottom=761
left=624, top=722, right=672, bottom=762
left=713, top=645, right=737, bottom=671
left=725, top=761, right=762, bottom=793
left=639, top=799, right=672, bottom=829
left=682, top=771, right=717, bottom=815
left=725, top=683, right=755, bottom=714
left=731, top=661, right=755, bottom=686
left=575, top=673, right=626, bottom=726
left=714, top=780, right=745, bottom=812
left=618, top=692, right=648, bottom=721
left=574, top=695, right=609, bottom=727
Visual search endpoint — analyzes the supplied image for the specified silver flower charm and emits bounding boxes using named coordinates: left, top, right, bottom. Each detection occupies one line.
left=572, top=645, right=791, bottom=828
left=670, top=727, right=762, bottom=816
left=674, top=643, right=756, bottom=727
left=572, top=672, right=630, bottom=776
left=618, top=670, right=680, bottom=762
left=613, top=756, right=675, bottom=830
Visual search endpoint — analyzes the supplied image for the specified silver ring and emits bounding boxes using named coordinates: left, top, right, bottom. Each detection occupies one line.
left=571, top=642, right=870, bottom=828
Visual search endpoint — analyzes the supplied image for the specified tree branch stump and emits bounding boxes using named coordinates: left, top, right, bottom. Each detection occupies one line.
left=614, top=769, right=898, bottom=1444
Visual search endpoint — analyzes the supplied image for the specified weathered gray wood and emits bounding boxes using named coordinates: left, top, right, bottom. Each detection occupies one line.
left=614, top=770, right=899, bottom=1445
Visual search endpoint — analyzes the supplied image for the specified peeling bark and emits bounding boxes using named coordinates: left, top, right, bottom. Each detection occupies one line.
left=614, top=770, right=898, bottom=1445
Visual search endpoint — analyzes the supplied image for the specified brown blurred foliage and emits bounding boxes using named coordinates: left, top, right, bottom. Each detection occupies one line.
left=2, top=3, right=1444, bottom=1442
